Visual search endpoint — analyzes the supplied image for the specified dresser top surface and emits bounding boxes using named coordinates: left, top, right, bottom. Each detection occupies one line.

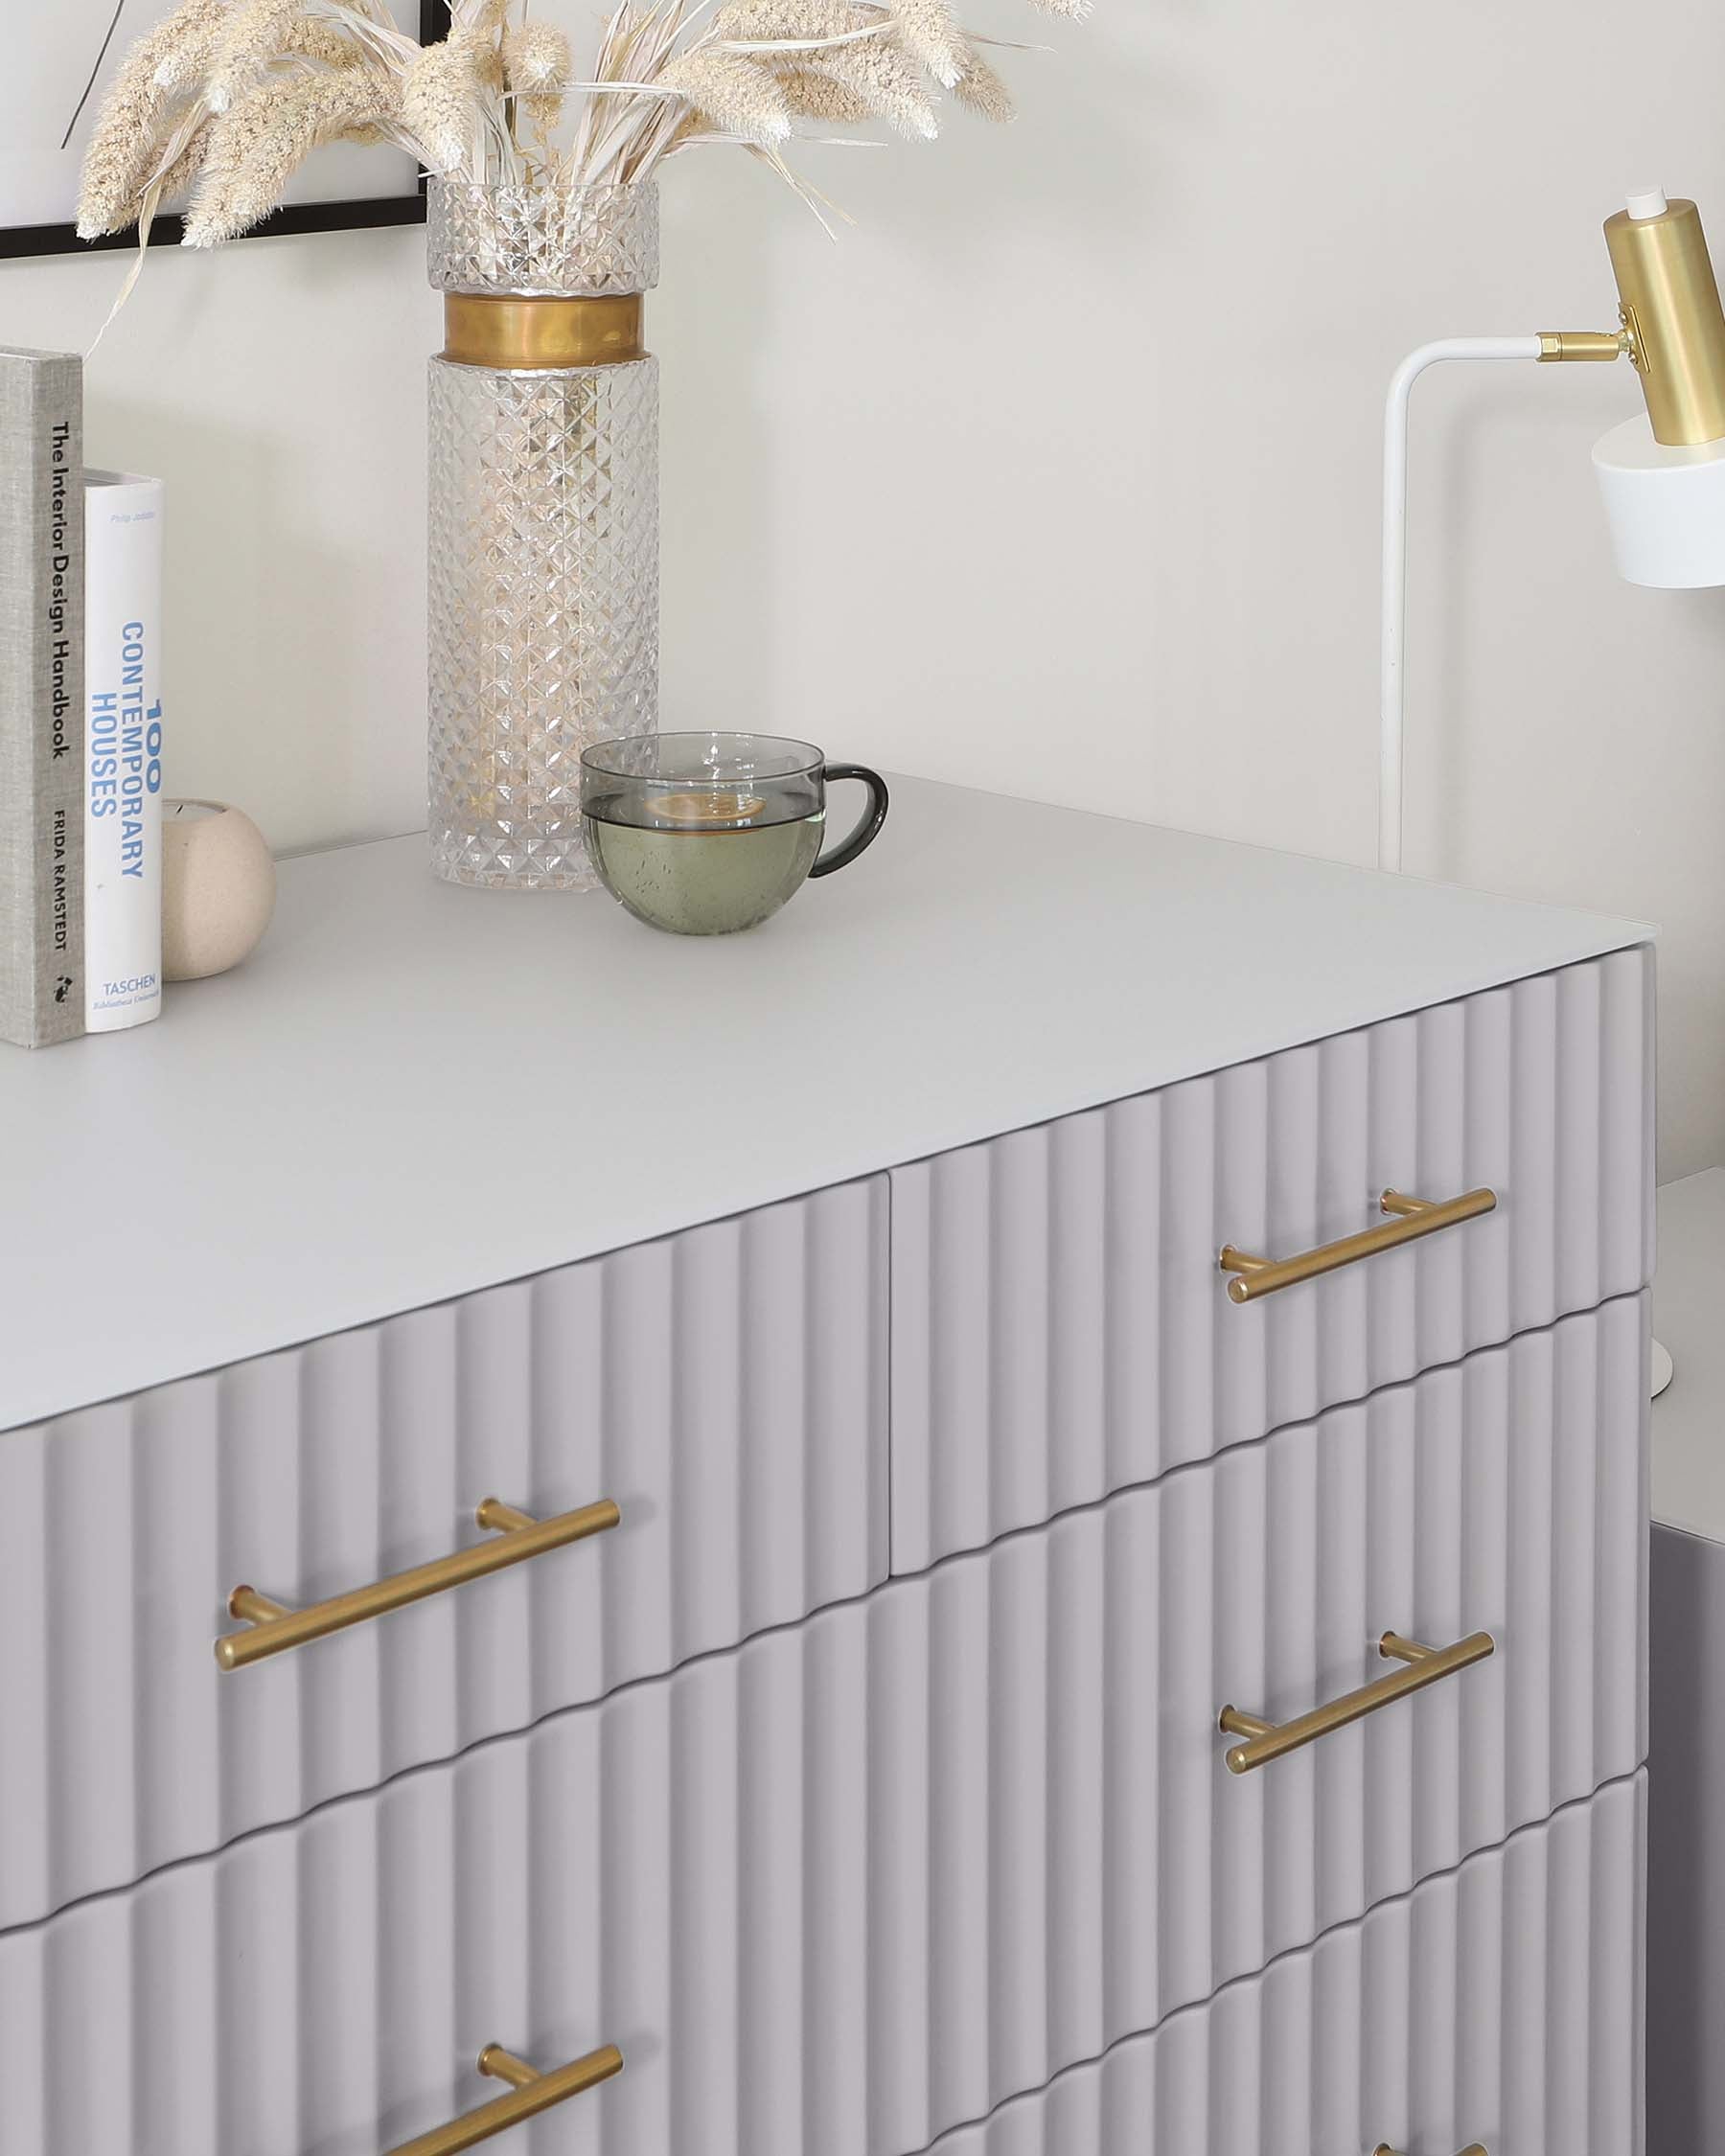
left=0, top=776, right=1650, bottom=1430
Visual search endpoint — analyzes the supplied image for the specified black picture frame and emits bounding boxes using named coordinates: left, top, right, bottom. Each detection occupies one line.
left=0, top=0, right=448, bottom=261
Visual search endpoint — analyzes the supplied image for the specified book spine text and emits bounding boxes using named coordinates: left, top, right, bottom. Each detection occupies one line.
left=84, top=472, right=164, bottom=1034
left=0, top=349, right=85, bottom=1047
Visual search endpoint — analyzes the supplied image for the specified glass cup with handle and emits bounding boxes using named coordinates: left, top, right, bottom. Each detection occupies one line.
left=580, top=732, right=889, bottom=935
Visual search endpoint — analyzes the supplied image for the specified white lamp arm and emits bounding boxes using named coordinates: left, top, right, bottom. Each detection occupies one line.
left=1379, top=336, right=1544, bottom=873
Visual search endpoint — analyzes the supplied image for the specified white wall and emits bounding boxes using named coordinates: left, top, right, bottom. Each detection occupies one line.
left=4, top=0, right=1724, bottom=1173
left=0, top=226, right=441, bottom=850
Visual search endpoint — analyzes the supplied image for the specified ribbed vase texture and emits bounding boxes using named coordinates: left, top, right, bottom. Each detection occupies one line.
left=426, top=181, right=660, bottom=889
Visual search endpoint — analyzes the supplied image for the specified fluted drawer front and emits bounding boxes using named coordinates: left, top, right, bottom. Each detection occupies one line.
left=926, top=1773, right=1645, bottom=2156
left=0, top=1301, right=1645, bottom=2156
left=891, top=948, right=1654, bottom=1569
left=0, top=1175, right=888, bottom=1929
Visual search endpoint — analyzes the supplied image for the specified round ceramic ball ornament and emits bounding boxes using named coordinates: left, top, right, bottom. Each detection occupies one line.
left=161, top=800, right=276, bottom=981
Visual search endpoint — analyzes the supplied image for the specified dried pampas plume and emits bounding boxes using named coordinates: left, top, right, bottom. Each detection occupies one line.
left=502, top=22, right=573, bottom=137
left=656, top=50, right=794, bottom=149
left=402, top=25, right=505, bottom=172
left=795, top=36, right=938, bottom=139
left=151, top=113, right=219, bottom=211
left=185, top=69, right=399, bottom=244
left=150, top=0, right=236, bottom=98
left=711, top=0, right=873, bottom=34
left=711, top=0, right=936, bottom=138
left=886, top=0, right=969, bottom=88
left=206, top=0, right=356, bottom=113
left=502, top=23, right=571, bottom=91
left=780, top=68, right=874, bottom=122
left=952, top=51, right=1014, bottom=123
left=77, top=0, right=229, bottom=237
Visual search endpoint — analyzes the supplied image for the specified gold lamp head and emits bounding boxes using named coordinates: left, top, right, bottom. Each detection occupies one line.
left=1591, top=186, right=1725, bottom=586
left=1604, top=189, right=1725, bottom=447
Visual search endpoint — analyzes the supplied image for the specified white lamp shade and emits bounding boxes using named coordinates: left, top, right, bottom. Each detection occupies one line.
left=1594, top=411, right=1725, bottom=587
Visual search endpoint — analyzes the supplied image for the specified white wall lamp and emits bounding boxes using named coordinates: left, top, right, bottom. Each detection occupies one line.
left=1380, top=186, right=1725, bottom=1399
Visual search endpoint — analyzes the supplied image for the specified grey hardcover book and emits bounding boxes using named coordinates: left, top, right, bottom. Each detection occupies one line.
left=0, top=347, right=84, bottom=1047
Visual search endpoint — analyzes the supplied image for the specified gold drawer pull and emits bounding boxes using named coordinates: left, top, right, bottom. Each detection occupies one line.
left=1218, top=1186, right=1497, bottom=1304
left=1219, top=1629, right=1496, bottom=1775
left=215, top=1497, right=622, bottom=1671
left=1374, top=2146, right=1487, bottom=2156
left=386, top=2041, right=623, bottom=2156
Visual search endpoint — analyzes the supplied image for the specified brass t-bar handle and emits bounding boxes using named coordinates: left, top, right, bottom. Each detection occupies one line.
left=215, top=1497, right=622, bottom=1670
left=1218, top=1187, right=1497, bottom=1304
left=386, top=2042, right=623, bottom=2156
left=1219, top=1630, right=1496, bottom=1775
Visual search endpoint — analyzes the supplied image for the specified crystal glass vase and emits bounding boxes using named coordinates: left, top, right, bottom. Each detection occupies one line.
left=426, top=178, right=660, bottom=889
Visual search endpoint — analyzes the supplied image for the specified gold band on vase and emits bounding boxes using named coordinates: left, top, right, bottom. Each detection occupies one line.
left=442, top=292, right=646, bottom=370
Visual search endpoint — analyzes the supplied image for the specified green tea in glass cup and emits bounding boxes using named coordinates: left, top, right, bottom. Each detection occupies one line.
left=581, top=733, right=889, bottom=935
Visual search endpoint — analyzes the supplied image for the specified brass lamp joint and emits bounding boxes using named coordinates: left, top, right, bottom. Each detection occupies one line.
left=1537, top=329, right=1632, bottom=364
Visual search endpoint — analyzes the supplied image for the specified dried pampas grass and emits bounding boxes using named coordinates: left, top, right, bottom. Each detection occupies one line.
left=780, top=68, right=874, bottom=123
left=886, top=0, right=969, bottom=87
left=206, top=0, right=355, bottom=112
left=403, top=24, right=509, bottom=172
left=185, top=67, right=402, bottom=242
left=710, top=0, right=873, bottom=36
left=794, top=37, right=937, bottom=139
left=952, top=48, right=1015, bottom=123
left=503, top=22, right=573, bottom=138
left=77, top=0, right=228, bottom=235
left=656, top=50, right=793, bottom=148
left=80, top=0, right=1094, bottom=254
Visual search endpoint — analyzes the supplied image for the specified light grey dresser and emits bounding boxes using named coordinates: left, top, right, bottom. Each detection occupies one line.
left=0, top=780, right=1655, bottom=2156
left=1644, top=1166, right=1725, bottom=2156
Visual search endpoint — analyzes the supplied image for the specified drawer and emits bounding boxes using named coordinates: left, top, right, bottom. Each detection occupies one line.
left=0, top=1300, right=1645, bottom=2156
left=925, top=1773, right=1645, bottom=2156
left=891, top=948, right=1654, bottom=1569
left=0, top=1176, right=887, bottom=1928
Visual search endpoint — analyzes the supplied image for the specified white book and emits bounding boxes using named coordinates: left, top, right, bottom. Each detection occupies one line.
left=83, top=470, right=164, bottom=1033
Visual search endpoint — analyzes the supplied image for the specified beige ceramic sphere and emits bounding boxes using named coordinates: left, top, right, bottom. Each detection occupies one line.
left=161, top=800, right=277, bottom=982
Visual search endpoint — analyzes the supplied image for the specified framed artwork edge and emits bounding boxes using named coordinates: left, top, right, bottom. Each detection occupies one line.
left=0, top=0, right=448, bottom=263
